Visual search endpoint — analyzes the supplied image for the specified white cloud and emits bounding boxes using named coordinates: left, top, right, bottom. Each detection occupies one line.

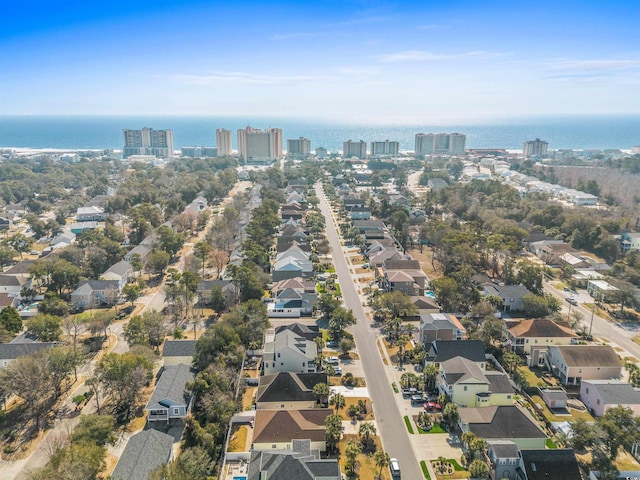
left=377, top=49, right=509, bottom=62
left=159, top=72, right=323, bottom=86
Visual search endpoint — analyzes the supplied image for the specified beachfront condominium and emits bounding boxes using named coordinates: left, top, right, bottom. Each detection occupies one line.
left=181, top=146, right=217, bottom=158
left=216, top=128, right=232, bottom=157
left=523, top=138, right=549, bottom=158
left=370, top=140, right=400, bottom=157
left=237, top=126, right=282, bottom=164
left=343, top=140, right=367, bottom=159
left=286, top=137, right=311, bottom=158
left=123, top=127, right=174, bottom=158
left=415, top=132, right=466, bottom=157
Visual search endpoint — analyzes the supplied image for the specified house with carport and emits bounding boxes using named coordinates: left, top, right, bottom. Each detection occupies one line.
left=546, top=345, right=622, bottom=386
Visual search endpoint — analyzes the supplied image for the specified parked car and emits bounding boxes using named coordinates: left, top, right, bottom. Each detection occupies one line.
left=326, top=341, right=338, bottom=349
left=410, top=394, right=424, bottom=405
left=333, top=367, right=342, bottom=376
left=327, top=356, right=339, bottom=365
left=566, top=297, right=578, bottom=306
left=401, top=388, right=412, bottom=397
left=390, top=458, right=401, bottom=477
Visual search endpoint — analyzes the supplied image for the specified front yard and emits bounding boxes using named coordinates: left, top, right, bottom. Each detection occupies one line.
left=334, top=434, right=390, bottom=480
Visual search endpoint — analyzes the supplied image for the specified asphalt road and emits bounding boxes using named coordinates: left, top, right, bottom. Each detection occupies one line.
left=544, top=281, right=640, bottom=361
left=316, top=183, right=422, bottom=479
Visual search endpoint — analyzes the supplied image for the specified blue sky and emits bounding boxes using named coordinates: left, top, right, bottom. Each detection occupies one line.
left=1, top=0, right=639, bottom=122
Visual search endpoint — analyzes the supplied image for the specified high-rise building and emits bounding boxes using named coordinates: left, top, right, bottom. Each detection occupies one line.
left=287, top=137, right=311, bottom=158
left=237, top=126, right=282, bottom=163
left=370, top=140, right=400, bottom=157
left=448, top=133, right=466, bottom=156
left=523, top=138, right=548, bottom=158
left=415, top=133, right=466, bottom=157
left=123, top=127, right=174, bottom=158
left=343, top=140, right=367, bottom=159
left=216, top=128, right=232, bottom=157
left=181, top=146, right=217, bottom=158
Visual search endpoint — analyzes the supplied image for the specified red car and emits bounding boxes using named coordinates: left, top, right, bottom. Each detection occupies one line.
left=424, top=401, right=442, bottom=411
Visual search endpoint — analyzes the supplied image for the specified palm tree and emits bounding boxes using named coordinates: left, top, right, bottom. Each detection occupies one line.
left=312, top=382, right=330, bottom=407
left=374, top=450, right=390, bottom=479
left=330, top=392, right=345, bottom=413
left=501, top=350, right=523, bottom=374
left=358, top=421, right=377, bottom=442
left=423, top=364, right=439, bottom=389
left=345, top=439, right=362, bottom=475
left=325, top=413, right=342, bottom=453
left=357, top=399, right=367, bottom=416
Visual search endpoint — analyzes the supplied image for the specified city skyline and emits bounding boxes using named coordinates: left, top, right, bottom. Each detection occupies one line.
left=2, top=0, right=640, bottom=122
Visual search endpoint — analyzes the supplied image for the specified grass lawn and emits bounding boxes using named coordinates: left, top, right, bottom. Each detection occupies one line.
left=417, top=421, right=446, bottom=434
left=546, top=438, right=557, bottom=449
left=431, top=459, right=469, bottom=480
left=530, top=395, right=594, bottom=423
left=336, top=397, right=375, bottom=421
left=335, top=434, right=390, bottom=480
left=242, top=386, right=256, bottom=410
left=228, top=425, right=249, bottom=452
left=517, top=366, right=546, bottom=388
left=404, top=415, right=414, bottom=434
left=615, top=451, right=640, bottom=471
left=420, top=460, right=432, bottom=479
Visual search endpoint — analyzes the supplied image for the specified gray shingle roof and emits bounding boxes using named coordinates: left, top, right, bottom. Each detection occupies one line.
left=111, top=429, right=174, bottom=480
left=256, top=372, right=328, bottom=404
left=520, top=449, right=581, bottom=480
left=583, top=381, right=640, bottom=405
left=552, top=345, right=621, bottom=368
left=146, top=364, right=196, bottom=410
left=460, top=405, right=546, bottom=440
left=0, top=342, right=57, bottom=360
left=162, top=340, right=197, bottom=359
left=247, top=439, right=341, bottom=480
left=427, top=340, right=486, bottom=364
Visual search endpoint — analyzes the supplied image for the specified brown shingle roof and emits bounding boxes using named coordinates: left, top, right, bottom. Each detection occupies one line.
left=553, top=345, right=621, bottom=368
left=253, top=409, right=330, bottom=444
left=507, top=319, right=577, bottom=339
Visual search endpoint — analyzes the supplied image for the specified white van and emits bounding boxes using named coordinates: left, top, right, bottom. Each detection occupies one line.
left=390, top=457, right=401, bottom=477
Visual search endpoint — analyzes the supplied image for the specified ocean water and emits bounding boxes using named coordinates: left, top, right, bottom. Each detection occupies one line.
left=1, top=115, right=639, bottom=152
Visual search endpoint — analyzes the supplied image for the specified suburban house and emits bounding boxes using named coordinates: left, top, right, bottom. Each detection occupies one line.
left=347, top=206, right=371, bottom=220
left=410, top=296, right=440, bottom=315
left=0, top=274, right=29, bottom=296
left=619, top=232, right=640, bottom=254
left=70, top=280, right=121, bottom=309
left=419, top=313, right=466, bottom=344
left=267, top=288, right=317, bottom=318
left=252, top=409, right=331, bottom=452
left=183, top=195, right=207, bottom=215
left=76, top=206, right=107, bottom=222
left=486, top=442, right=581, bottom=480
left=458, top=405, right=547, bottom=449
left=353, top=219, right=385, bottom=233
left=505, top=318, right=578, bottom=367
left=580, top=380, right=640, bottom=417
left=50, top=230, right=76, bottom=249
left=480, top=283, right=531, bottom=313
left=546, top=345, right=622, bottom=385
left=519, top=449, right=582, bottom=480
left=111, top=429, right=174, bottom=480
left=101, top=260, right=133, bottom=291
left=272, top=245, right=313, bottom=282
left=486, top=440, right=522, bottom=480
left=256, top=372, right=328, bottom=410
left=70, top=221, right=99, bottom=234
left=247, top=439, right=341, bottom=480
left=197, top=279, right=236, bottom=307
left=427, top=178, right=448, bottom=191
left=274, top=323, right=321, bottom=342
left=368, top=249, right=405, bottom=268
left=124, top=243, right=152, bottom=263
left=437, top=356, right=514, bottom=407
left=380, top=259, right=429, bottom=296
left=425, top=340, right=487, bottom=369
left=587, top=280, right=619, bottom=301
left=271, top=277, right=316, bottom=297
left=162, top=340, right=197, bottom=366
left=262, top=327, right=318, bottom=375
left=0, top=341, right=57, bottom=368
left=145, top=364, right=196, bottom=424
left=0, top=216, right=11, bottom=231
left=0, top=293, right=18, bottom=312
